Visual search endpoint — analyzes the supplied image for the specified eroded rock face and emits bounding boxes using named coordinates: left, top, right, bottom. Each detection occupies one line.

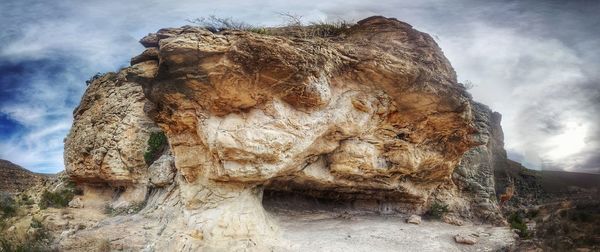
left=452, top=102, right=506, bottom=224
left=64, top=72, right=160, bottom=184
left=141, top=16, right=474, bottom=203
left=64, top=16, right=508, bottom=250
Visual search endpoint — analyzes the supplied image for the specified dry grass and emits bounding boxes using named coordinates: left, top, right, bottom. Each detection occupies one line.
left=187, top=14, right=353, bottom=38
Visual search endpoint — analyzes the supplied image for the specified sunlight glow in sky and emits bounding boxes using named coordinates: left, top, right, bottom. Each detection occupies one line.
left=546, top=121, right=587, bottom=160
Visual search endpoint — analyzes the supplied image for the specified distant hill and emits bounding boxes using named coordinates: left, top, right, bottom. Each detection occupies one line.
left=538, top=169, right=600, bottom=192
left=495, top=159, right=600, bottom=206
left=0, top=159, right=51, bottom=194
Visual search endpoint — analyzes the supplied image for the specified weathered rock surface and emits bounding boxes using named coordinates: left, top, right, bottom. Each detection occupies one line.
left=407, top=214, right=422, bottom=224
left=454, top=234, right=478, bottom=245
left=148, top=151, right=176, bottom=187
left=451, top=102, right=506, bottom=224
left=140, top=16, right=474, bottom=210
left=59, top=16, right=514, bottom=250
left=64, top=72, right=160, bottom=185
left=68, top=197, right=84, bottom=208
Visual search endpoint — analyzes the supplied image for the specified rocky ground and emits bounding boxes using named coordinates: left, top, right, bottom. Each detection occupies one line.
left=267, top=206, right=514, bottom=251
left=1, top=162, right=598, bottom=251
left=495, top=161, right=600, bottom=251
left=1, top=181, right=516, bottom=252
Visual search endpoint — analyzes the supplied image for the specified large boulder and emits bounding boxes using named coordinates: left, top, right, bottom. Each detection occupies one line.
left=63, top=16, right=509, bottom=250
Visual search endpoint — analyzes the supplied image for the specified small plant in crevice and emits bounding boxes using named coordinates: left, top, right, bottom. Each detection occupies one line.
left=426, top=201, right=449, bottom=219
left=144, top=131, right=167, bottom=165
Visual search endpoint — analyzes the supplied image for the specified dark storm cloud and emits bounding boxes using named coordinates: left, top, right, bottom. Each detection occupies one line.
left=0, top=0, right=598, bottom=173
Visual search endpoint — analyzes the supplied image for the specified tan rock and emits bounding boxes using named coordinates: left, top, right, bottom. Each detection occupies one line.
left=442, top=215, right=464, bottom=226
left=61, top=16, right=512, bottom=251
left=144, top=16, right=474, bottom=201
left=148, top=152, right=175, bottom=187
left=407, top=215, right=422, bottom=224
left=68, top=197, right=84, bottom=208
left=454, top=234, right=477, bottom=245
left=64, top=71, right=159, bottom=184
left=130, top=47, right=159, bottom=65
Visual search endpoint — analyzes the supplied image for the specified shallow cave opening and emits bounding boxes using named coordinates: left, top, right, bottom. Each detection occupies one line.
left=262, top=189, right=354, bottom=213
left=261, top=188, right=422, bottom=215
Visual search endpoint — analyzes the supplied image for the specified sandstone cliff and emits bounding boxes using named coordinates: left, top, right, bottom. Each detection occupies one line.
left=60, top=16, right=512, bottom=250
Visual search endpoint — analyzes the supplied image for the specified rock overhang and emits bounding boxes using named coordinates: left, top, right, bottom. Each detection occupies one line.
left=132, top=16, right=477, bottom=202
left=61, top=16, right=512, bottom=249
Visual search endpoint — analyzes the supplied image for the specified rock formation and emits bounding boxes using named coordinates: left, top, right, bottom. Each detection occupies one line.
left=451, top=102, right=506, bottom=224
left=62, top=16, right=510, bottom=250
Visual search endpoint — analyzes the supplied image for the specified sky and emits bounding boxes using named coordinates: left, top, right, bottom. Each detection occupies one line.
left=0, top=0, right=598, bottom=174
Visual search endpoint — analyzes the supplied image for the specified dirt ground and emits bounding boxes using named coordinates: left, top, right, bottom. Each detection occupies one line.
left=270, top=210, right=515, bottom=252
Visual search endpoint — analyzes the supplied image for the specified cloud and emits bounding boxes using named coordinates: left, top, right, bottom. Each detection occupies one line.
left=0, top=0, right=598, bottom=173
left=0, top=58, right=85, bottom=173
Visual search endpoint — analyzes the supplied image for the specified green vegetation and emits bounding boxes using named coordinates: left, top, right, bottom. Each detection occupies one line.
left=61, top=177, right=83, bottom=196
left=426, top=201, right=449, bottom=219
left=37, top=176, right=81, bottom=209
left=0, top=218, right=51, bottom=252
left=19, top=194, right=34, bottom=206
left=0, top=194, right=15, bottom=231
left=30, top=218, right=43, bottom=229
left=0, top=238, right=48, bottom=252
left=144, top=131, right=167, bottom=165
left=38, top=189, right=74, bottom=210
left=246, top=27, right=271, bottom=35
left=508, top=213, right=530, bottom=239
left=0, top=194, right=16, bottom=219
left=536, top=202, right=600, bottom=249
